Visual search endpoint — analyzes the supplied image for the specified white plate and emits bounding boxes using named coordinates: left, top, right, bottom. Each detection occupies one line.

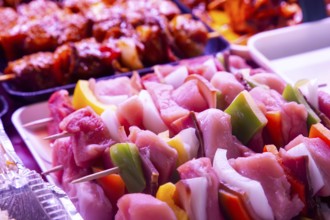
left=248, top=17, right=330, bottom=93
left=12, top=101, right=58, bottom=184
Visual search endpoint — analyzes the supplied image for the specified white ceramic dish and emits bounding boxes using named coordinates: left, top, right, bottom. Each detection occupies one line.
left=11, top=101, right=58, bottom=184
left=248, top=17, right=330, bottom=93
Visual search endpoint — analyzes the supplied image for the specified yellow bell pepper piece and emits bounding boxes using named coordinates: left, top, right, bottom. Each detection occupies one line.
left=208, top=10, right=245, bottom=44
left=156, top=183, right=188, bottom=220
left=167, top=137, right=189, bottom=166
left=72, top=80, right=116, bottom=115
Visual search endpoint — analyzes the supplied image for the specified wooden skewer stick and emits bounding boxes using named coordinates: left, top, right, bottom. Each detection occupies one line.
left=41, top=165, right=64, bottom=175
left=43, top=131, right=71, bottom=141
left=208, top=31, right=221, bottom=39
left=0, top=74, right=15, bottom=82
left=23, top=117, right=53, bottom=128
left=231, top=34, right=249, bottom=45
left=71, top=167, right=120, bottom=184
left=208, top=0, right=226, bottom=10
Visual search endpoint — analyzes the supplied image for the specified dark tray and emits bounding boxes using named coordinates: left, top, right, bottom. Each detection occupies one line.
left=0, top=95, right=8, bottom=118
left=0, top=0, right=230, bottom=103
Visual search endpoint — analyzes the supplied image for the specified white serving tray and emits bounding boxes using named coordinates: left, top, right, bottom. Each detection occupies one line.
left=248, top=17, right=330, bottom=93
left=12, top=101, right=57, bottom=184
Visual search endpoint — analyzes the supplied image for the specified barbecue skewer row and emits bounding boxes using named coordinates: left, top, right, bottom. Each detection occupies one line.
left=17, top=50, right=255, bottom=130
left=0, top=0, right=221, bottom=92
left=33, top=67, right=330, bottom=220
left=0, top=30, right=219, bottom=83
left=41, top=118, right=330, bottom=220
left=23, top=72, right=330, bottom=137
left=0, top=27, right=220, bottom=92
left=0, top=0, right=179, bottom=61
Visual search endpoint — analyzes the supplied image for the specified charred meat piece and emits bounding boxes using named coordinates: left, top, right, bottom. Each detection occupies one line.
left=168, top=14, right=208, bottom=58
left=17, top=0, right=61, bottom=19
left=0, top=7, right=18, bottom=31
left=54, top=38, right=120, bottom=84
left=0, top=0, right=91, bottom=61
left=0, top=7, right=20, bottom=59
left=22, top=11, right=90, bottom=54
left=4, top=38, right=120, bottom=92
left=135, top=22, right=172, bottom=66
left=4, top=52, right=60, bottom=91
left=93, top=17, right=136, bottom=42
left=225, top=0, right=301, bottom=34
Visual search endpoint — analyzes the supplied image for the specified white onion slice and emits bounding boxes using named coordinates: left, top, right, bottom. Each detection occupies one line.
left=138, top=90, right=168, bottom=133
left=185, top=177, right=208, bottom=220
left=213, top=149, right=274, bottom=220
left=97, top=95, right=129, bottom=106
left=286, top=143, right=325, bottom=195
left=202, top=58, right=217, bottom=80
left=101, top=108, right=121, bottom=142
left=164, top=66, right=188, bottom=89
left=175, top=127, right=199, bottom=160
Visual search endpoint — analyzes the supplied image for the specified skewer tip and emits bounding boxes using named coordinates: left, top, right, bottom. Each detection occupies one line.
left=208, top=31, right=221, bottom=39
left=71, top=167, right=120, bottom=184
left=23, top=117, right=53, bottom=128
left=41, top=165, right=64, bottom=175
left=0, top=74, right=15, bottom=82
left=43, top=131, right=70, bottom=141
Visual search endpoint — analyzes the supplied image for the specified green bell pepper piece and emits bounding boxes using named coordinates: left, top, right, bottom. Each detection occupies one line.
left=225, top=90, right=267, bottom=144
left=110, top=143, right=146, bottom=193
left=282, top=83, right=320, bottom=128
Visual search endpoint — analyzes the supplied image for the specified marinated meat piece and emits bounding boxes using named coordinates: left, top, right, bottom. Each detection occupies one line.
left=144, top=81, right=190, bottom=128
left=285, top=135, right=330, bottom=197
left=116, top=96, right=144, bottom=130
left=172, top=80, right=209, bottom=112
left=250, top=86, right=308, bottom=147
left=67, top=181, right=113, bottom=220
left=4, top=52, right=60, bottom=91
left=51, top=138, right=113, bottom=220
left=91, top=76, right=135, bottom=97
left=115, top=193, right=176, bottom=220
left=196, top=108, right=248, bottom=160
left=59, top=106, right=114, bottom=168
left=51, top=137, right=90, bottom=185
left=318, top=91, right=330, bottom=119
left=279, top=149, right=317, bottom=217
left=128, top=126, right=178, bottom=184
left=250, top=73, right=287, bottom=94
left=211, top=72, right=245, bottom=108
left=230, top=152, right=304, bottom=220
left=178, top=158, right=225, bottom=220
left=213, top=149, right=274, bottom=219
left=47, top=90, right=75, bottom=136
